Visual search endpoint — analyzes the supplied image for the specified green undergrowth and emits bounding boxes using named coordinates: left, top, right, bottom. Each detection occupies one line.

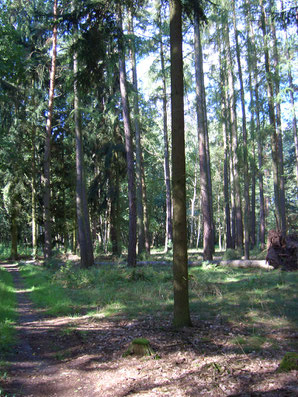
left=0, top=268, right=17, bottom=355
left=19, top=262, right=298, bottom=335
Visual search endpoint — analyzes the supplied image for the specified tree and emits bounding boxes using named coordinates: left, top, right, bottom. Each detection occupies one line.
left=260, top=0, right=286, bottom=234
left=232, top=2, right=250, bottom=258
left=43, top=0, right=58, bottom=259
left=128, top=9, right=146, bottom=256
left=73, top=3, right=95, bottom=268
left=118, top=4, right=137, bottom=267
left=156, top=0, right=173, bottom=252
left=170, top=0, right=191, bottom=328
left=224, top=15, right=243, bottom=252
left=194, top=8, right=214, bottom=260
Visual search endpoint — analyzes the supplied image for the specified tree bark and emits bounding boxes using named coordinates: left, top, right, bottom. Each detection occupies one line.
left=73, top=20, right=94, bottom=268
left=248, top=10, right=266, bottom=249
left=260, top=0, right=283, bottom=233
left=157, top=2, right=173, bottom=251
left=128, top=11, right=145, bottom=255
left=170, top=0, right=191, bottom=328
left=11, top=205, right=18, bottom=261
left=270, top=4, right=286, bottom=234
left=225, top=21, right=243, bottom=252
left=43, top=0, right=58, bottom=260
left=31, top=126, right=37, bottom=259
left=194, top=15, right=213, bottom=260
left=221, top=71, right=233, bottom=249
left=117, top=5, right=137, bottom=267
left=233, top=3, right=250, bottom=258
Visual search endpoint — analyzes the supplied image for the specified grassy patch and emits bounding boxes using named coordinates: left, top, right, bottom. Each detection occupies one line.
left=19, top=263, right=174, bottom=318
left=19, top=262, right=298, bottom=335
left=0, top=268, right=17, bottom=354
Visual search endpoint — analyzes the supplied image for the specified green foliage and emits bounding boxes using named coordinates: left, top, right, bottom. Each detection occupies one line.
left=222, top=249, right=242, bottom=260
left=0, top=269, right=17, bottom=354
left=278, top=352, right=298, bottom=372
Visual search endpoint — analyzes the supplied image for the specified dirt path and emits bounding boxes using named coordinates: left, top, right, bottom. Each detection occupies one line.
left=1, top=262, right=298, bottom=396
left=1, top=263, right=102, bottom=396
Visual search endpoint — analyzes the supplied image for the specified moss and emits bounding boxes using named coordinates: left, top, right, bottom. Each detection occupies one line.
left=132, top=338, right=150, bottom=345
left=123, top=338, right=155, bottom=357
left=277, top=352, right=298, bottom=372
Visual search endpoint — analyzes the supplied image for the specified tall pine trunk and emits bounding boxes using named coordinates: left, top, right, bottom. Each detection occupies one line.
left=270, top=5, right=286, bottom=233
left=31, top=126, right=37, bottom=259
left=260, top=0, right=284, bottom=233
left=11, top=204, right=18, bottom=261
left=233, top=3, right=250, bottom=258
left=117, top=5, right=137, bottom=267
left=157, top=1, right=173, bottom=251
left=73, top=21, right=94, bottom=268
left=128, top=11, right=145, bottom=255
left=170, top=0, right=191, bottom=328
left=225, top=22, right=243, bottom=252
left=194, top=15, right=213, bottom=260
left=248, top=9, right=266, bottom=249
left=43, top=0, right=58, bottom=259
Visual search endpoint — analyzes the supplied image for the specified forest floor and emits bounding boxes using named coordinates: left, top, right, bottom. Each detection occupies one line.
left=0, top=261, right=298, bottom=397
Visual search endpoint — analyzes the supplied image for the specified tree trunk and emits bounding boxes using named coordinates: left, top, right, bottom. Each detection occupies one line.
left=221, top=73, right=233, bottom=249
left=117, top=5, right=137, bottom=267
left=225, top=22, right=243, bottom=252
left=270, top=5, right=286, bottom=234
left=190, top=157, right=198, bottom=247
left=233, top=3, right=250, bottom=258
left=158, top=2, right=173, bottom=251
left=286, top=45, right=298, bottom=188
left=141, top=157, right=151, bottom=254
left=11, top=206, right=18, bottom=261
left=43, top=0, right=58, bottom=260
left=248, top=10, right=266, bottom=249
left=128, top=11, right=145, bottom=255
left=73, top=23, right=94, bottom=268
left=170, top=0, right=191, bottom=328
left=260, top=0, right=283, bottom=233
left=194, top=15, right=213, bottom=260
left=31, top=127, right=37, bottom=259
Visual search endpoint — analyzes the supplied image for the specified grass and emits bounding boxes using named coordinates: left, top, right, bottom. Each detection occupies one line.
left=0, top=268, right=17, bottom=355
left=19, top=261, right=298, bottom=336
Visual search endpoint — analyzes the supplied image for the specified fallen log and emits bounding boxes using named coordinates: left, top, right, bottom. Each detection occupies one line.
left=215, top=259, right=273, bottom=269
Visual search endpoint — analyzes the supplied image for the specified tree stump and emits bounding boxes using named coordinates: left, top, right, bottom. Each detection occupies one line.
left=123, top=338, right=155, bottom=357
left=266, top=230, right=298, bottom=271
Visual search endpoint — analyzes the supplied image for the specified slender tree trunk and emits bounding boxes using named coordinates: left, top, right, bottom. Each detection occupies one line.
left=233, top=3, right=250, bottom=258
left=141, top=158, right=150, bottom=254
left=73, top=25, right=94, bottom=268
left=286, top=46, right=298, bottom=188
left=117, top=5, right=137, bottom=267
left=128, top=11, right=145, bottom=255
left=282, top=2, right=298, bottom=188
left=190, top=158, right=198, bottom=247
left=194, top=15, right=213, bottom=260
left=225, top=22, right=243, bottom=252
left=43, top=0, right=58, bottom=259
left=248, top=10, right=266, bottom=249
left=31, top=127, right=37, bottom=259
left=11, top=205, right=18, bottom=261
left=158, top=2, right=173, bottom=251
left=110, top=125, right=122, bottom=257
left=170, top=0, right=191, bottom=328
left=221, top=76, right=233, bottom=249
left=270, top=5, right=286, bottom=233
left=260, top=0, right=283, bottom=232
